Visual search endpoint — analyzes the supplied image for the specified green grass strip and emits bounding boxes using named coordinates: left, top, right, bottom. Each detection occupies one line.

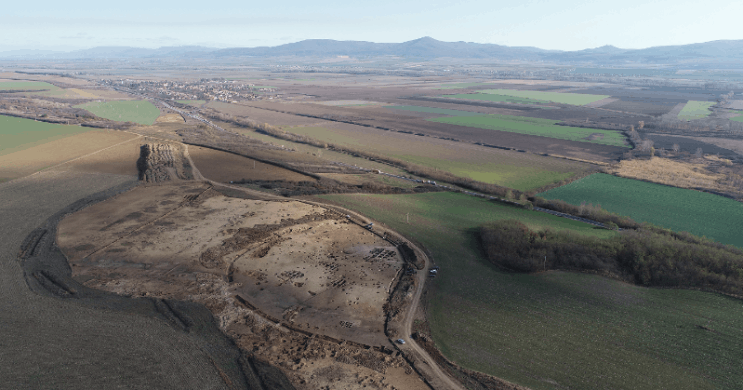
left=539, top=173, right=743, bottom=248
left=430, top=114, right=628, bottom=147
left=475, top=89, right=610, bottom=105
left=678, top=101, right=715, bottom=120
left=444, top=93, right=549, bottom=105
left=0, top=81, right=59, bottom=91
left=74, top=100, right=160, bottom=125
left=0, top=115, right=90, bottom=155
left=385, top=105, right=484, bottom=116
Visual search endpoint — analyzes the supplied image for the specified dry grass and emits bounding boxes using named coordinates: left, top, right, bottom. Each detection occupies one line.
left=605, top=157, right=737, bottom=193
left=155, top=113, right=185, bottom=123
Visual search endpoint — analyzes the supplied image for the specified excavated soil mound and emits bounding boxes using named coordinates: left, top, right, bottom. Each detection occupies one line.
left=56, top=183, right=428, bottom=390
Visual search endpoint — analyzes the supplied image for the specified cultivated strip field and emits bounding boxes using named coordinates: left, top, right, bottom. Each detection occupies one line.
left=475, top=89, right=610, bottom=105
left=539, top=173, right=743, bottom=248
left=0, top=125, right=139, bottom=181
left=677, top=101, right=715, bottom=120
left=285, top=124, right=588, bottom=190
left=430, top=114, right=629, bottom=147
left=320, top=191, right=742, bottom=390
left=0, top=81, right=59, bottom=91
left=386, top=105, right=488, bottom=117
left=75, top=100, right=161, bottom=125
left=443, top=93, right=549, bottom=105
left=0, top=115, right=89, bottom=155
left=188, top=145, right=314, bottom=182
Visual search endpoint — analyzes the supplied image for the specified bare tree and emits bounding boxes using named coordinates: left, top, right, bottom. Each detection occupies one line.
left=639, top=139, right=654, bottom=151
left=638, top=121, right=644, bottom=129
left=695, top=147, right=703, bottom=158
left=672, top=143, right=680, bottom=153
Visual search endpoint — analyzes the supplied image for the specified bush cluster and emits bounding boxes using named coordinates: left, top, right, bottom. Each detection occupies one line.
left=529, top=196, right=640, bottom=229
left=479, top=220, right=743, bottom=295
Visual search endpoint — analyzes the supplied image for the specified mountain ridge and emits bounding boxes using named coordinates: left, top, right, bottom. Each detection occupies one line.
left=2, top=37, right=743, bottom=65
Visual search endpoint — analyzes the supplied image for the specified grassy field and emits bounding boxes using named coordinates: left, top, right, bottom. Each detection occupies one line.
left=284, top=125, right=588, bottom=191
left=0, top=115, right=90, bottom=156
left=0, top=81, right=60, bottom=91
left=74, top=100, right=160, bottom=125
left=443, top=93, right=549, bottom=105
left=432, top=82, right=492, bottom=90
left=385, top=105, right=484, bottom=116
left=730, top=114, right=743, bottom=122
left=475, top=89, right=610, bottom=105
left=430, top=114, right=628, bottom=147
left=539, top=173, right=743, bottom=248
left=176, top=100, right=206, bottom=105
left=678, top=101, right=715, bottom=120
left=319, top=191, right=743, bottom=390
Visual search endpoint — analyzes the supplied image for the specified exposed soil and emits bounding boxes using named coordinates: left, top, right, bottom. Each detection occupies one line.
left=56, top=182, right=429, bottom=390
left=189, top=145, right=314, bottom=183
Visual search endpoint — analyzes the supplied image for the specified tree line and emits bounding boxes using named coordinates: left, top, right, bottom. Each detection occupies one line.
left=479, top=219, right=743, bottom=296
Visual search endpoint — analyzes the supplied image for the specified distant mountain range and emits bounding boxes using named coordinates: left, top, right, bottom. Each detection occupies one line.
left=3, top=37, right=743, bottom=65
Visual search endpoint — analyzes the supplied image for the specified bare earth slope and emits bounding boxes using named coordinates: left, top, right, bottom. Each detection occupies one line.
left=0, top=170, right=232, bottom=389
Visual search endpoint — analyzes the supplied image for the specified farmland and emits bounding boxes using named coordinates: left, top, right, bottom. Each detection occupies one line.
left=677, top=101, right=715, bottom=120
left=385, top=105, right=484, bottom=116
left=730, top=114, right=743, bottom=122
left=0, top=115, right=90, bottom=155
left=318, top=191, right=740, bottom=390
left=475, top=89, right=610, bottom=105
left=538, top=173, right=743, bottom=248
left=74, top=100, right=160, bottom=125
left=443, top=93, right=549, bottom=105
left=430, top=114, right=629, bottom=147
left=175, top=99, right=206, bottom=105
left=432, top=82, right=492, bottom=89
left=0, top=81, right=60, bottom=91
left=284, top=125, right=589, bottom=190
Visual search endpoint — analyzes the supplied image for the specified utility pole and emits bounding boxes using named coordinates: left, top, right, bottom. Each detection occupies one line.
left=406, top=213, right=409, bottom=224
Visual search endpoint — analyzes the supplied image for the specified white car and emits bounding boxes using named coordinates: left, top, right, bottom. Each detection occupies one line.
left=396, top=339, right=406, bottom=344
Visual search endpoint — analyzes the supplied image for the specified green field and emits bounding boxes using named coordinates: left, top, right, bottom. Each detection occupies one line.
left=285, top=125, right=588, bottom=191
left=731, top=114, right=743, bottom=122
left=74, top=100, right=160, bottom=125
left=539, top=173, right=743, bottom=248
left=432, top=82, right=492, bottom=90
left=0, top=115, right=90, bottom=156
left=474, top=89, right=610, bottom=105
left=678, top=101, right=715, bottom=120
left=319, top=191, right=743, bottom=390
left=176, top=100, right=206, bottom=106
left=444, top=93, right=549, bottom=105
left=0, top=81, right=59, bottom=91
left=385, top=105, right=485, bottom=116
left=430, top=114, right=628, bottom=147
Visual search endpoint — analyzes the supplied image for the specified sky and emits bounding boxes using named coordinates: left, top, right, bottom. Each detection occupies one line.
left=2, top=0, right=743, bottom=52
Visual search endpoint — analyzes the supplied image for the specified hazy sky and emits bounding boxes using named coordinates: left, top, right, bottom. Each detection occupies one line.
left=3, top=0, right=742, bottom=52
